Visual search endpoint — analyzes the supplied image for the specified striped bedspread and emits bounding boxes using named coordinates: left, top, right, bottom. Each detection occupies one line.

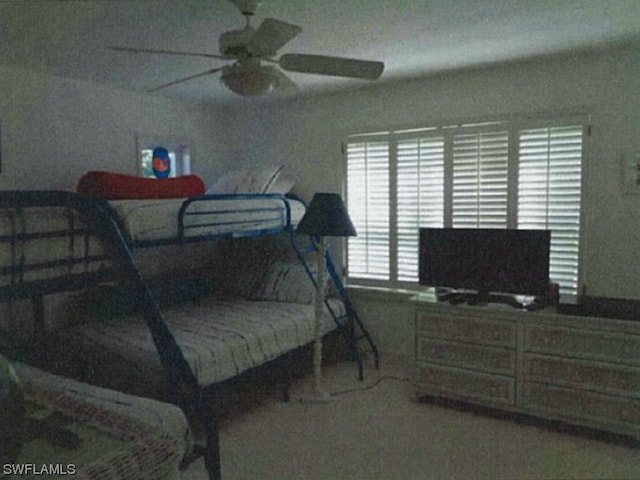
left=54, top=296, right=344, bottom=394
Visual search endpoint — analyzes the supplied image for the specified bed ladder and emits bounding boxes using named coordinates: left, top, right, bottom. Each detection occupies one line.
left=290, top=230, right=380, bottom=380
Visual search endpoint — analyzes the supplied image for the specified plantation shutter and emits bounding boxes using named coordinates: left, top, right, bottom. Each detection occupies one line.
left=452, top=130, right=509, bottom=228
left=517, top=124, right=583, bottom=295
left=345, top=115, right=585, bottom=290
left=396, top=136, right=445, bottom=282
left=346, top=139, right=390, bottom=280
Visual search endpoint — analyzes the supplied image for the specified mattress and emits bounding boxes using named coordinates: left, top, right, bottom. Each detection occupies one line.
left=54, top=296, right=344, bottom=394
left=110, top=195, right=305, bottom=245
left=12, top=362, right=191, bottom=480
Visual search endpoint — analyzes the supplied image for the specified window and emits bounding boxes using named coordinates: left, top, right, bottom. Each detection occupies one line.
left=451, top=129, right=509, bottom=229
left=517, top=124, right=583, bottom=295
left=136, top=134, right=192, bottom=178
left=346, top=138, right=390, bottom=280
left=345, top=116, right=586, bottom=295
left=396, top=134, right=444, bottom=281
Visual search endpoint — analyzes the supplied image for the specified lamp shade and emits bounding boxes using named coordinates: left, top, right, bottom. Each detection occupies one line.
left=297, top=193, right=357, bottom=237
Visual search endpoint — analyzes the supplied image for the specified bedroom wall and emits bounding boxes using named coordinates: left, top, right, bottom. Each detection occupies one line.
left=3, top=45, right=640, bottom=355
left=0, top=65, right=244, bottom=335
left=225, top=44, right=640, bottom=355
left=0, top=65, right=236, bottom=191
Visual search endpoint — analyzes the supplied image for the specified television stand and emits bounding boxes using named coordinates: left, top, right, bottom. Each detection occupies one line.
left=435, top=290, right=467, bottom=305
left=466, top=291, right=491, bottom=306
left=438, top=290, right=542, bottom=310
left=484, top=293, right=544, bottom=311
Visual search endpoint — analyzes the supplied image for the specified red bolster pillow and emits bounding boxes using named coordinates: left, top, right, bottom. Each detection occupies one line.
left=77, top=171, right=205, bottom=200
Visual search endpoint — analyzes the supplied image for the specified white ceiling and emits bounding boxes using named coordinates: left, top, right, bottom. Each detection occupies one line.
left=2, top=0, right=640, bottom=104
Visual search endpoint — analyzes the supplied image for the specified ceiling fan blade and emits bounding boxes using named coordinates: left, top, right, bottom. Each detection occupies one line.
left=270, top=68, right=299, bottom=94
left=149, top=67, right=225, bottom=92
left=247, top=18, right=302, bottom=57
left=279, top=54, right=384, bottom=80
left=107, top=46, right=227, bottom=60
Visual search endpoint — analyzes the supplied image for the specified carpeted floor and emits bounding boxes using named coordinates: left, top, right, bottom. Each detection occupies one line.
left=183, top=354, right=640, bottom=480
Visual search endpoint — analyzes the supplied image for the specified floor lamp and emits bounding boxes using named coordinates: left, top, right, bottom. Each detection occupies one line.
left=296, top=193, right=357, bottom=401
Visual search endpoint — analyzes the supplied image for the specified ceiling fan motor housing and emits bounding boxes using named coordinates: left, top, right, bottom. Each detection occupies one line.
left=230, top=0, right=262, bottom=16
left=219, top=28, right=255, bottom=57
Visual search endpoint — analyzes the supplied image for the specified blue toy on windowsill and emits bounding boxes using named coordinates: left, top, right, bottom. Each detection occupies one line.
left=152, top=147, right=171, bottom=179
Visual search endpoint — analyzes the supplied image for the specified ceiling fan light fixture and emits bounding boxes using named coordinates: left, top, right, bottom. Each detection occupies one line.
left=221, top=65, right=279, bottom=97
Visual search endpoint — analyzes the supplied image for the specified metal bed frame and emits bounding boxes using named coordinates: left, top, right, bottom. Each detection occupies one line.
left=0, top=190, right=378, bottom=480
left=121, top=192, right=294, bottom=248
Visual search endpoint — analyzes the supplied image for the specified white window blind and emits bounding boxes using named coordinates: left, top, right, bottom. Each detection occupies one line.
left=346, top=139, right=390, bottom=280
left=345, top=115, right=586, bottom=295
left=517, top=124, right=583, bottom=295
left=452, top=130, right=509, bottom=228
left=396, top=136, right=445, bottom=282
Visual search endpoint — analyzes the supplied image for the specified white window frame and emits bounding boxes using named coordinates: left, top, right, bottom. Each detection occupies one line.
left=135, top=133, right=192, bottom=178
left=344, top=114, right=588, bottom=296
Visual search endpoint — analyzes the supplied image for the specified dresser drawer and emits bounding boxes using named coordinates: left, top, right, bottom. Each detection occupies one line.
left=418, top=338, right=516, bottom=376
left=524, top=324, right=640, bottom=366
left=413, top=297, right=640, bottom=440
left=415, top=363, right=515, bottom=408
left=416, top=312, right=516, bottom=347
left=524, top=354, right=640, bottom=397
left=524, top=381, right=640, bottom=436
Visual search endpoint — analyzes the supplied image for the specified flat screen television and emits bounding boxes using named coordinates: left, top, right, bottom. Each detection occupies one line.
left=419, top=227, right=551, bottom=304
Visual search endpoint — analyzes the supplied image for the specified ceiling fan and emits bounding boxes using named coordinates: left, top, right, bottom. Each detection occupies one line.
left=108, top=0, right=385, bottom=97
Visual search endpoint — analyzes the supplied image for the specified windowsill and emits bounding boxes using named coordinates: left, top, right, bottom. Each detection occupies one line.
left=346, top=285, right=420, bottom=302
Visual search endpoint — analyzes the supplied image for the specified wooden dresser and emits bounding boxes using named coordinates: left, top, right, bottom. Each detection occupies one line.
left=413, top=293, right=640, bottom=440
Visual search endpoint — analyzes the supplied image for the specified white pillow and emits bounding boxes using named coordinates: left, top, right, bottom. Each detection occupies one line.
left=254, top=261, right=314, bottom=303
left=265, top=174, right=295, bottom=194
left=253, top=261, right=329, bottom=304
left=206, top=169, right=246, bottom=194
left=207, top=164, right=283, bottom=194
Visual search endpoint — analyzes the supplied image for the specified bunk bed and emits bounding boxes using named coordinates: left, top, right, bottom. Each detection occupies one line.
left=0, top=187, right=378, bottom=480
